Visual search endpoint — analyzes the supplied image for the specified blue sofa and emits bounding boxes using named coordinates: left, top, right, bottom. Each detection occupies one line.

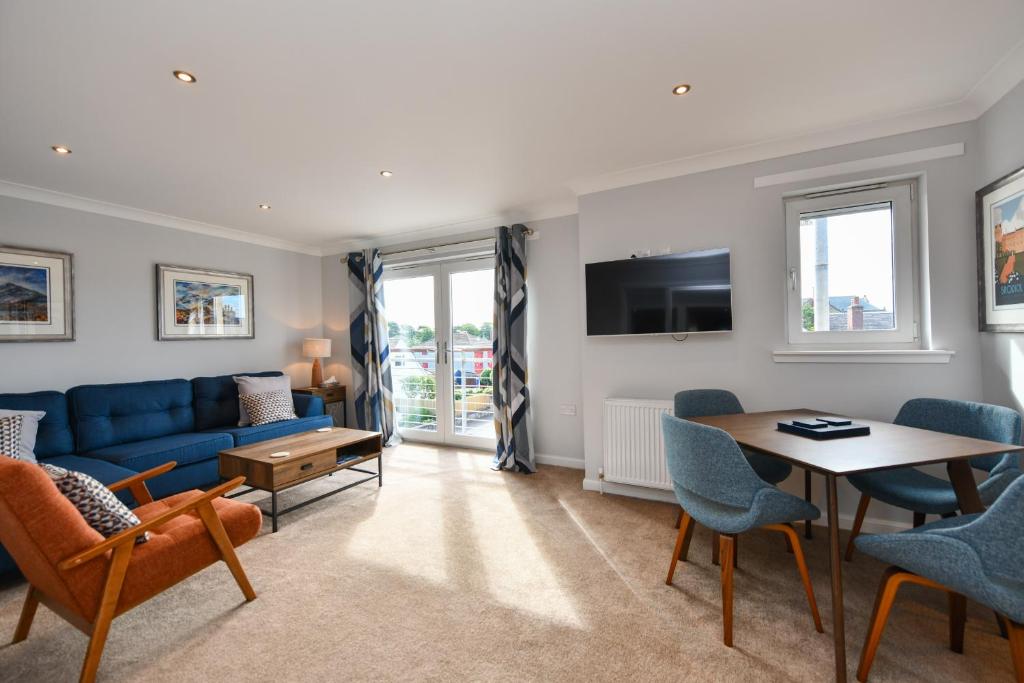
left=0, top=371, right=332, bottom=575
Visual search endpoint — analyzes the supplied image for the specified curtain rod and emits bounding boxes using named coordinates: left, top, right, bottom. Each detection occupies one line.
left=339, top=227, right=536, bottom=261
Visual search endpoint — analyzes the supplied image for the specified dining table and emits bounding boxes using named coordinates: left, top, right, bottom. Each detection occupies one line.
left=689, top=408, right=1024, bottom=683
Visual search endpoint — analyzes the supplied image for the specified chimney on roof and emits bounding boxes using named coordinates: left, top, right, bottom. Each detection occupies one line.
left=847, top=296, right=864, bottom=330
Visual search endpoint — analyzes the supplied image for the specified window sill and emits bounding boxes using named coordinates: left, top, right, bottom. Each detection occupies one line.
left=772, top=349, right=956, bottom=364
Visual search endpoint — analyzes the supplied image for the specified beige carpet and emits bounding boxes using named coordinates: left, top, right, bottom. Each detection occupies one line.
left=0, top=444, right=1014, bottom=682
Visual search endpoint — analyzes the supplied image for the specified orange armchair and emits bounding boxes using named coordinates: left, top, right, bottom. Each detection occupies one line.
left=0, top=457, right=262, bottom=683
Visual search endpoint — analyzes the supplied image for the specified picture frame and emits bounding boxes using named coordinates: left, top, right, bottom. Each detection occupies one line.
left=0, top=245, right=74, bottom=342
left=977, top=163, right=1024, bottom=332
left=156, top=264, right=254, bottom=340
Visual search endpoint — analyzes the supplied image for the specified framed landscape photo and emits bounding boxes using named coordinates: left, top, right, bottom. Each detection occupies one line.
left=978, top=163, right=1024, bottom=332
left=156, top=264, right=254, bottom=340
left=0, top=245, right=74, bottom=342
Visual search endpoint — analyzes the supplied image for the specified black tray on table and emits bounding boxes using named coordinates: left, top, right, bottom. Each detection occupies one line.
left=777, top=416, right=870, bottom=440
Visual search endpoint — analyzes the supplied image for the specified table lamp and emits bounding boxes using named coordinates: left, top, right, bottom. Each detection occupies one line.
left=303, top=338, right=331, bottom=387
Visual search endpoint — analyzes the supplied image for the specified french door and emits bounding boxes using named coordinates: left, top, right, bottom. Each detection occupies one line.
left=383, top=259, right=496, bottom=450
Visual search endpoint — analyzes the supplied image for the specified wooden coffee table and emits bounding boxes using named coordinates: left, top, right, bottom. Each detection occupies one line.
left=219, top=427, right=383, bottom=532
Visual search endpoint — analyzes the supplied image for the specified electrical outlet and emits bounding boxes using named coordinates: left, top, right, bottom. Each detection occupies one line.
left=559, top=404, right=577, bottom=416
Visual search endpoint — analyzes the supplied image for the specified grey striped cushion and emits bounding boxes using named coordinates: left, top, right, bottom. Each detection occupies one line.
left=239, top=390, right=297, bottom=426
left=0, top=415, right=23, bottom=460
left=40, top=464, right=148, bottom=543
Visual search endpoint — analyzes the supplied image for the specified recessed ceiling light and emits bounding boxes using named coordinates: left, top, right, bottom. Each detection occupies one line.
left=379, top=170, right=393, bottom=178
left=672, top=83, right=692, bottom=96
left=173, top=70, right=197, bottom=84
left=258, top=203, right=272, bottom=211
left=51, top=145, right=72, bottom=155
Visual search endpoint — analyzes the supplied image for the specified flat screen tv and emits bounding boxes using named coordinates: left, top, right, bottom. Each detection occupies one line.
left=585, top=248, right=732, bottom=336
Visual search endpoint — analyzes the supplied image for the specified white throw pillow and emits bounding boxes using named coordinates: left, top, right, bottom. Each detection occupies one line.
left=0, top=409, right=44, bottom=462
left=233, top=375, right=293, bottom=426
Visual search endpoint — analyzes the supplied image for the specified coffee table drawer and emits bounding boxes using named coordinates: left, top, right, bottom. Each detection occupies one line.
left=274, top=449, right=337, bottom=486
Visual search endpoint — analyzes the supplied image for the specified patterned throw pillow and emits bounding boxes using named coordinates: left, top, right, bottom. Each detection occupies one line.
left=239, top=390, right=298, bottom=426
left=0, top=415, right=24, bottom=460
left=40, top=464, right=148, bottom=543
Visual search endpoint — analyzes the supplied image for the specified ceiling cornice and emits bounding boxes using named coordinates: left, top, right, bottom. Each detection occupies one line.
left=0, top=179, right=323, bottom=256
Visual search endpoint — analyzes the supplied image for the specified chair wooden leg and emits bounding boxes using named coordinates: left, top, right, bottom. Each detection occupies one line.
left=719, top=534, right=735, bottom=647
left=675, top=507, right=684, bottom=529
left=948, top=592, right=966, bottom=654
left=844, top=493, right=871, bottom=561
left=1005, top=619, right=1024, bottom=681
left=12, top=587, right=39, bottom=643
left=666, top=512, right=695, bottom=585
left=857, top=566, right=904, bottom=682
left=766, top=523, right=823, bottom=633
left=81, top=542, right=132, bottom=683
left=912, top=511, right=926, bottom=528
left=197, top=500, right=257, bottom=602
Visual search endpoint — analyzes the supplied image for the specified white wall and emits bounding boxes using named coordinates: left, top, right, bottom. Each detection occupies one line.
left=0, top=196, right=323, bottom=392
left=577, top=122, right=985, bottom=529
left=977, top=80, right=1024, bottom=413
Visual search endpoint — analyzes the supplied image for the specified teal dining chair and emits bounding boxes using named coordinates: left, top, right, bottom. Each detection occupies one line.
left=854, top=475, right=1024, bottom=681
left=661, top=413, right=823, bottom=647
left=845, top=398, right=1022, bottom=561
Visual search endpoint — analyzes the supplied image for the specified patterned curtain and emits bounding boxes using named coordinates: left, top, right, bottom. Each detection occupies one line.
left=348, top=249, right=395, bottom=443
left=492, top=225, right=535, bottom=472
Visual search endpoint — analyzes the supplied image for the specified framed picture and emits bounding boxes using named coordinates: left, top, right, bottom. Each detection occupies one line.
left=978, top=163, right=1024, bottom=332
left=156, top=264, right=254, bottom=340
left=0, top=245, right=74, bottom=342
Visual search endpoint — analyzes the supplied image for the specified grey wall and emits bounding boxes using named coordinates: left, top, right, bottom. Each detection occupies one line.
left=577, top=122, right=984, bottom=529
left=0, top=196, right=323, bottom=392
left=977, top=80, right=1024, bottom=413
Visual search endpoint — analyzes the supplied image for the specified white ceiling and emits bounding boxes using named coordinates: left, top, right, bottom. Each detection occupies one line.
left=2, top=1, right=1023, bottom=253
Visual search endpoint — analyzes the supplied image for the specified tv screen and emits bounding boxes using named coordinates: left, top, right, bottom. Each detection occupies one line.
left=585, top=248, right=732, bottom=336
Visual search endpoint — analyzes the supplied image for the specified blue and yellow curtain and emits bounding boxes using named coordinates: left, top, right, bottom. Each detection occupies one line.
left=348, top=249, right=395, bottom=443
left=492, top=225, right=535, bottom=472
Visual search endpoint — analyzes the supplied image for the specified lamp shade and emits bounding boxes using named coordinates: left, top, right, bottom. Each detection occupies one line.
left=302, top=338, right=331, bottom=359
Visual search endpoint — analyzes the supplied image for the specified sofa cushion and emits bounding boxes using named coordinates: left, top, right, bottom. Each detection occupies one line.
left=39, top=463, right=147, bottom=543
left=69, top=379, right=195, bottom=452
left=0, top=391, right=74, bottom=458
left=192, top=371, right=283, bottom=431
left=84, top=432, right=233, bottom=472
left=205, top=414, right=332, bottom=447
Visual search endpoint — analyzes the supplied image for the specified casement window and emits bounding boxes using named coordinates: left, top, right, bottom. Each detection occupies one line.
left=784, top=180, right=918, bottom=346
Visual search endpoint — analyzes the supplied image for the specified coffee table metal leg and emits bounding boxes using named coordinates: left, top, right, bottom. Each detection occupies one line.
left=378, top=453, right=383, bottom=487
left=826, top=473, right=847, bottom=682
left=271, top=492, right=278, bottom=533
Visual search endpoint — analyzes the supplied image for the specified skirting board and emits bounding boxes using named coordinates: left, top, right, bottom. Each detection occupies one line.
left=535, top=453, right=585, bottom=470
left=582, top=478, right=911, bottom=534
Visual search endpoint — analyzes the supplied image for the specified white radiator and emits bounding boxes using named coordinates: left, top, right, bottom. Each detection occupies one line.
left=602, top=398, right=675, bottom=490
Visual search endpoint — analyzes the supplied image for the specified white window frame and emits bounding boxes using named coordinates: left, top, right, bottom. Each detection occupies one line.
left=784, top=180, right=919, bottom=347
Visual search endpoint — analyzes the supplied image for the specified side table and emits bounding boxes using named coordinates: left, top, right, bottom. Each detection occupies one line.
left=294, top=385, right=347, bottom=428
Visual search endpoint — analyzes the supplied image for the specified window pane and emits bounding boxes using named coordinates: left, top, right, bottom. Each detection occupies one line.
left=383, top=276, right=438, bottom=433
left=799, top=203, right=895, bottom=332
left=449, top=269, right=495, bottom=439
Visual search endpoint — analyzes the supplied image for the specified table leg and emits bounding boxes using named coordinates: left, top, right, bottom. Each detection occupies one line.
left=378, top=452, right=383, bottom=487
left=947, top=460, right=985, bottom=514
left=826, top=474, right=847, bottom=682
left=805, top=469, right=814, bottom=539
left=271, top=491, right=278, bottom=533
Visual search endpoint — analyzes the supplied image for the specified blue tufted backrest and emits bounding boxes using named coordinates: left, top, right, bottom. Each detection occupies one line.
left=68, top=379, right=195, bottom=452
left=895, top=398, right=1022, bottom=472
left=661, top=413, right=766, bottom=509
left=0, top=391, right=75, bottom=458
left=192, top=371, right=283, bottom=431
left=674, top=389, right=744, bottom=419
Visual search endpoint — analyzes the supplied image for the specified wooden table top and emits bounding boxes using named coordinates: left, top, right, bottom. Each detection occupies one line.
left=689, top=409, right=1024, bottom=476
left=219, top=427, right=382, bottom=464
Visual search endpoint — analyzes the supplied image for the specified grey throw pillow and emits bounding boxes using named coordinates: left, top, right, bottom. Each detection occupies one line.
left=233, top=374, right=293, bottom=426
left=239, top=390, right=298, bottom=426
left=40, top=464, right=148, bottom=543
left=0, top=409, right=46, bottom=462
left=0, top=415, right=24, bottom=460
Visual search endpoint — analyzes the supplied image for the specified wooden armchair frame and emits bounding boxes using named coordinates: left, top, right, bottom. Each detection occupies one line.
left=10, top=462, right=258, bottom=683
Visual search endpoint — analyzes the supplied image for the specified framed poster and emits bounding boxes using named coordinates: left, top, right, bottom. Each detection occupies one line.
left=0, top=245, right=74, bottom=342
left=156, top=264, right=254, bottom=340
left=978, top=163, right=1024, bottom=332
